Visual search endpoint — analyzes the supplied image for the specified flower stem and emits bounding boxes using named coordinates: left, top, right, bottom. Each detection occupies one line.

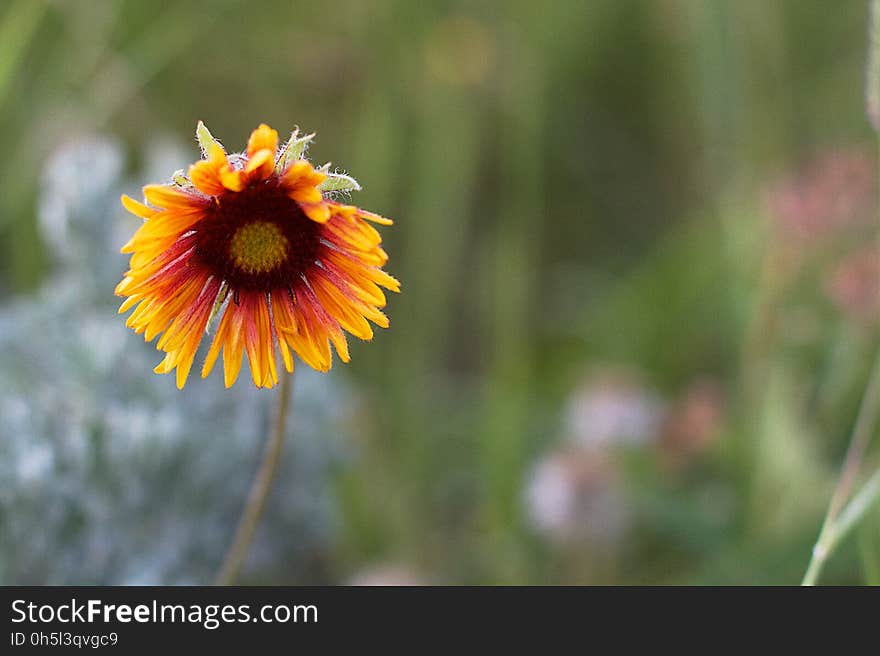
left=801, top=346, right=880, bottom=585
left=803, top=462, right=880, bottom=586
left=215, top=371, right=293, bottom=585
left=802, top=0, right=880, bottom=586
left=834, top=469, right=880, bottom=546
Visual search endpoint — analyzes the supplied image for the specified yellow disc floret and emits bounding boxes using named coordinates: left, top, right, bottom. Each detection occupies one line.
left=229, top=221, right=290, bottom=274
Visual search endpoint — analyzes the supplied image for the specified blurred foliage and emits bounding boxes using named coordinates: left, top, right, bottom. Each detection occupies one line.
left=1, top=0, right=879, bottom=584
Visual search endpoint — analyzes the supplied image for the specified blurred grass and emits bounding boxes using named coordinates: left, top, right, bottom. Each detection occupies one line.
left=2, top=0, right=880, bottom=584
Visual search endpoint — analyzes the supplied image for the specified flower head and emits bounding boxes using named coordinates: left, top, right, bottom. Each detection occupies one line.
left=116, top=122, right=398, bottom=389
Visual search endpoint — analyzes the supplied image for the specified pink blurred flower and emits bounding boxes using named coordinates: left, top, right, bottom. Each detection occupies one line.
left=768, top=148, right=875, bottom=244
left=659, top=378, right=725, bottom=468
left=825, top=246, right=880, bottom=325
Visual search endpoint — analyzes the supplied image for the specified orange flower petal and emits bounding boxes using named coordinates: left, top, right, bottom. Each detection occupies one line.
left=189, top=160, right=225, bottom=196
left=301, top=201, right=331, bottom=223
left=282, top=159, right=327, bottom=188
left=244, top=148, right=275, bottom=182
left=289, top=185, right=323, bottom=205
left=121, top=194, right=158, bottom=219
left=358, top=209, right=394, bottom=226
left=143, top=184, right=205, bottom=210
left=219, top=167, right=246, bottom=192
left=247, top=124, right=279, bottom=158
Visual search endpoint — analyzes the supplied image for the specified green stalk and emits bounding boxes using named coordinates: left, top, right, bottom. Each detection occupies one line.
left=802, top=350, right=880, bottom=585
left=215, top=372, right=293, bottom=585
left=802, top=0, right=880, bottom=585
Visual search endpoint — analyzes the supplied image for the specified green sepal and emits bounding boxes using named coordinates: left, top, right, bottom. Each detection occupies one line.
left=196, top=121, right=224, bottom=158
left=318, top=172, right=362, bottom=193
left=275, top=128, right=315, bottom=173
left=171, top=169, right=190, bottom=187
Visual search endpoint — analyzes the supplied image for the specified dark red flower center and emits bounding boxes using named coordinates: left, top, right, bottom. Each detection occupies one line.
left=193, top=182, right=321, bottom=292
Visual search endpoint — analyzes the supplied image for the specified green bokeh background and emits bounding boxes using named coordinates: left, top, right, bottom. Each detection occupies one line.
left=1, top=0, right=879, bottom=584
